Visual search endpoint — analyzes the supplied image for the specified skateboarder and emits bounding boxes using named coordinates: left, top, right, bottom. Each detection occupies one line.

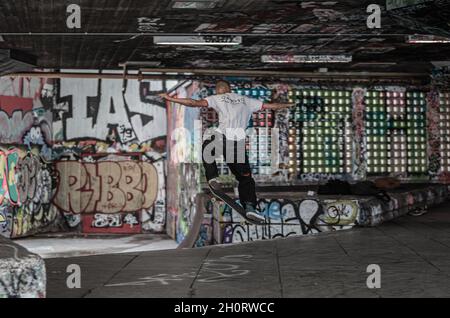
left=160, top=80, right=294, bottom=222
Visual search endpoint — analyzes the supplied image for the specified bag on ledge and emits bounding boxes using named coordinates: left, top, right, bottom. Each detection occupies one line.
left=374, top=177, right=401, bottom=190
left=317, top=180, right=352, bottom=195
left=317, top=180, right=391, bottom=203
left=351, top=181, right=391, bottom=203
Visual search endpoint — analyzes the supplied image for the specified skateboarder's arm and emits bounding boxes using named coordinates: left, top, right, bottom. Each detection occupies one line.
left=262, top=102, right=295, bottom=110
left=159, top=93, right=208, bottom=108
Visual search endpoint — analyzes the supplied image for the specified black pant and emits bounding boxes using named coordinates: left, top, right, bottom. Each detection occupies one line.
left=202, top=134, right=257, bottom=206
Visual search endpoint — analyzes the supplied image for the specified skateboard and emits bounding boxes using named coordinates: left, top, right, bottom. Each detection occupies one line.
left=208, top=186, right=266, bottom=225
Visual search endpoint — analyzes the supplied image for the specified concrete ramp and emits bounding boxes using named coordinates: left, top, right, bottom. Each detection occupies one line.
left=0, top=236, right=46, bottom=298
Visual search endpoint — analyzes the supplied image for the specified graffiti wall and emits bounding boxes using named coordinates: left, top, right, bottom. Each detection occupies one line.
left=211, top=184, right=448, bottom=244
left=0, top=77, right=57, bottom=238
left=0, top=147, right=58, bottom=238
left=0, top=77, right=53, bottom=160
left=52, top=78, right=168, bottom=150
left=189, top=80, right=450, bottom=183
left=51, top=78, right=172, bottom=234
left=0, top=76, right=172, bottom=237
left=427, top=90, right=441, bottom=177
left=167, top=80, right=450, bottom=244
left=53, top=154, right=162, bottom=234
left=166, top=82, right=204, bottom=241
left=212, top=197, right=358, bottom=244
left=54, top=158, right=158, bottom=214
left=1, top=74, right=449, bottom=241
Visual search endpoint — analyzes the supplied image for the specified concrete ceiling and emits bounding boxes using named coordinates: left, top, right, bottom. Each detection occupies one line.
left=0, top=0, right=449, bottom=73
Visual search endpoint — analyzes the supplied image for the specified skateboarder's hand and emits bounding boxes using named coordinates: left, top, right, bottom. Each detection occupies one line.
left=158, top=93, right=170, bottom=100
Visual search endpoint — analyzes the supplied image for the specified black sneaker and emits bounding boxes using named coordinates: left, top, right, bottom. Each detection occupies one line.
left=208, top=178, right=222, bottom=192
left=244, top=202, right=265, bottom=223
left=408, top=207, right=428, bottom=216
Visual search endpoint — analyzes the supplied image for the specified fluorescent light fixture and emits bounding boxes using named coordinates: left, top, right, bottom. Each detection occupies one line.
left=407, top=35, right=450, bottom=43
left=122, top=61, right=162, bottom=67
left=386, top=0, right=432, bottom=11
left=261, top=54, right=352, bottom=64
left=431, top=61, right=450, bottom=67
left=352, top=62, right=397, bottom=67
left=172, top=0, right=224, bottom=9
left=154, top=36, right=242, bottom=46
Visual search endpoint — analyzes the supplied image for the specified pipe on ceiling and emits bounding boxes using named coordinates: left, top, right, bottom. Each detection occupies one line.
left=135, top=67, right=429, bottom=79
left=7, top=69, right=429, bottom=84
left=6, top=72, right=178, bottom=80
left=0, top=32, right=409, bottom=37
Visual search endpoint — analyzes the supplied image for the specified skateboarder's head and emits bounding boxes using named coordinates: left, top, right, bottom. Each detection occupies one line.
left=215, top=80, right=231, bottom=95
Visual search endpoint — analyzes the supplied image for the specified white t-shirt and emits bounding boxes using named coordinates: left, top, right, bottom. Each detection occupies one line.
left=205, top=93, right=263, bottom=140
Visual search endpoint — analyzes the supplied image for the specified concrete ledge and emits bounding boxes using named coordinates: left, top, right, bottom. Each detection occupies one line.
left=358, top=183, right=449, bottom=226
left=0, top=236, right=46, bottom=298
left=207, top=183, right=449, bottom=244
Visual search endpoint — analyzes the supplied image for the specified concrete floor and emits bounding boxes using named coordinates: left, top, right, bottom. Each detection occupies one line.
left=16, top=234, right=177, bottom=259
left=45, top=202, right=450, bottom=298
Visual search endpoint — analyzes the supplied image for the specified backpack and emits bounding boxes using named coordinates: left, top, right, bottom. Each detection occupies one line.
left=317, top=180, right=352, bottom=195
left=350, top=181, right=391, bottom=203
left=374, top=177, right=401, bottom=190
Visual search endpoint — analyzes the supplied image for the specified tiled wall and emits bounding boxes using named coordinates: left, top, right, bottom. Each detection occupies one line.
left=196, top=83, right=449, bottom=183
